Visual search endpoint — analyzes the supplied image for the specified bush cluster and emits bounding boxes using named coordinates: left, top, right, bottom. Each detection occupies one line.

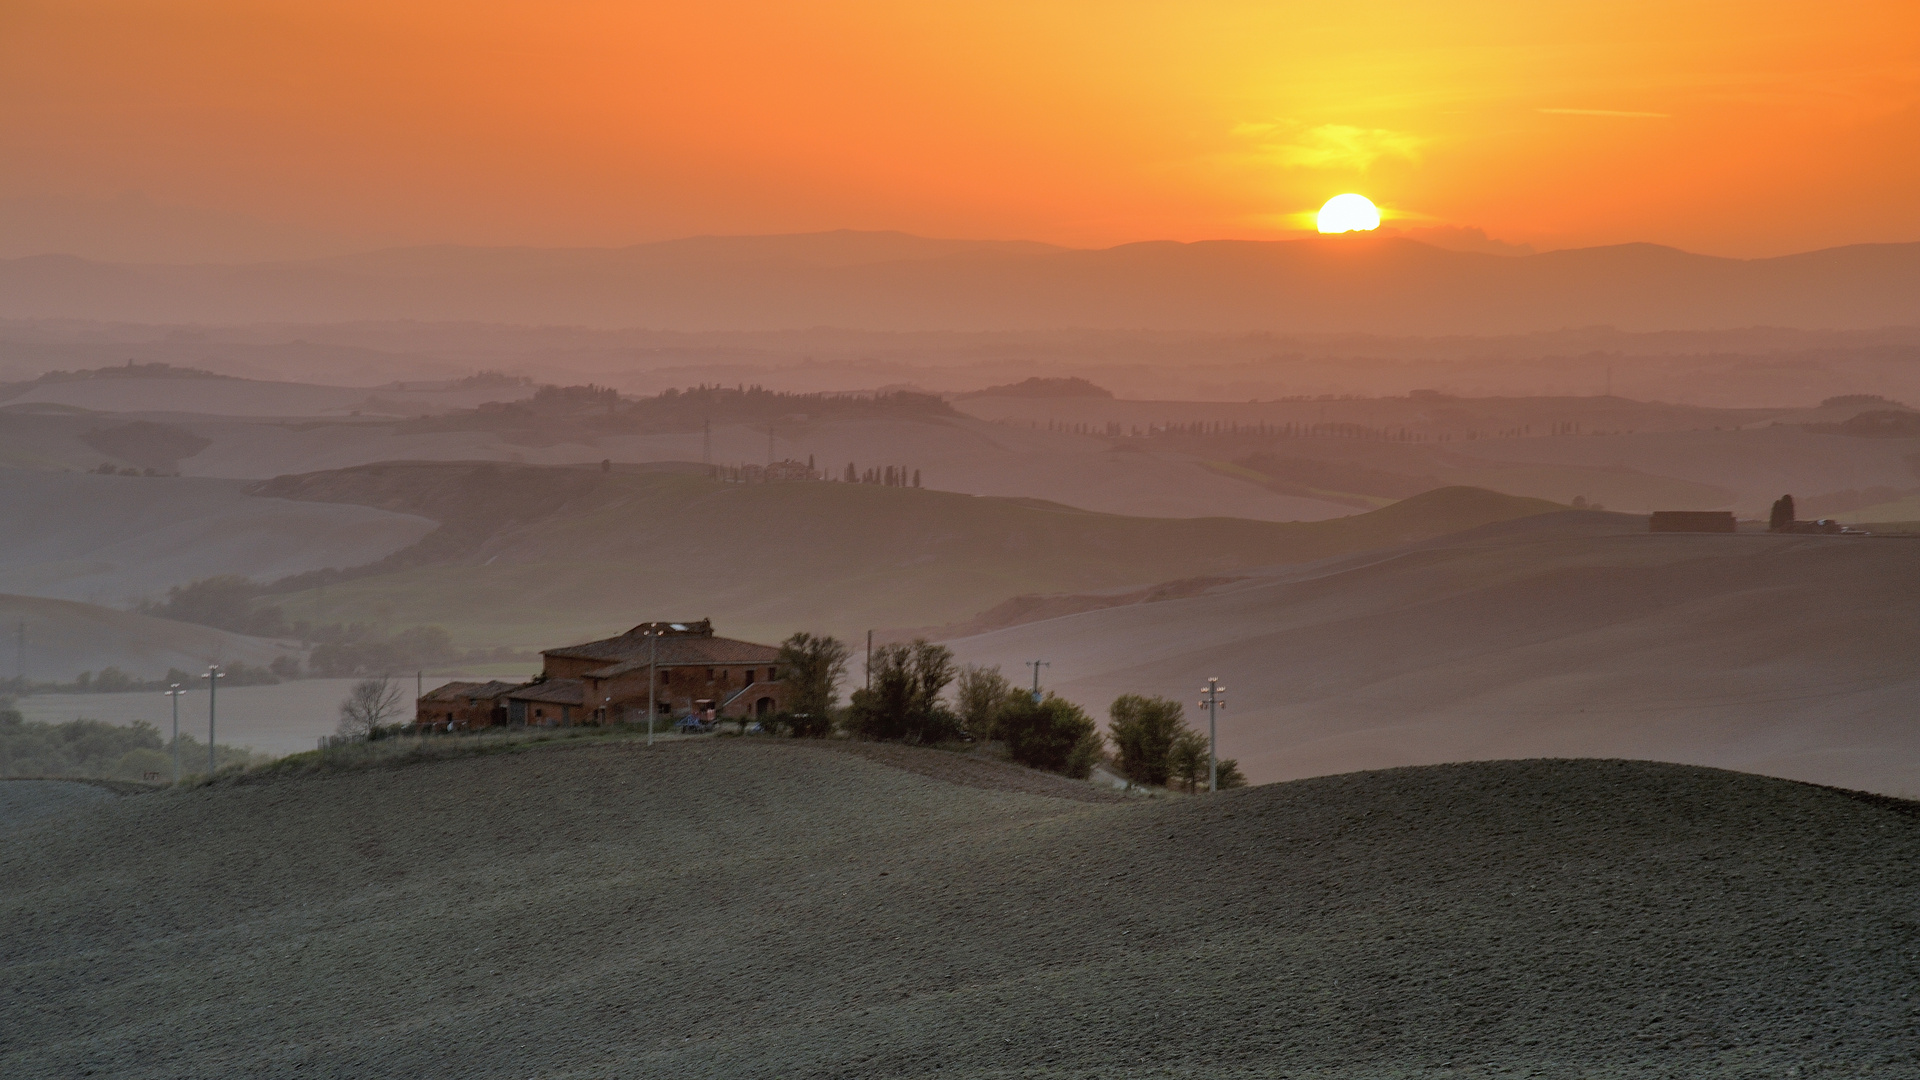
left=0, top=700, right=255, bottom=781
left=1108, top=693, right=1245, bottom=792
left=744, top=633, right=1243, bottom=790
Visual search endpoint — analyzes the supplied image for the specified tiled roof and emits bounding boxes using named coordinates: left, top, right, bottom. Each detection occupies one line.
left=419, top=681, right=485, bottom=702
left=504, top=678, right=586, bottom=706
left=548, top=633, right=782, bottom=670
left=420, top=680, right=523, bottom=703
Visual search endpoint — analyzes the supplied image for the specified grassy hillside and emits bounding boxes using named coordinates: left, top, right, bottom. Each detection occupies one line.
left=252, top=462, right=1561, bottom=647
left=948, top=512, right=1920, bottom=797
left=3, top=742, right=1914, bottom=1077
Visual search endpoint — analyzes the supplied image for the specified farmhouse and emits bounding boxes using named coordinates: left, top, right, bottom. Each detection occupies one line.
left=414, top=620, right=788, bottom=730
left=414, top=680, right=521, bottom=730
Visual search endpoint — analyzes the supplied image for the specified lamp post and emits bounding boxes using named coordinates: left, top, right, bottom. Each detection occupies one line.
left=201, top=664, right=224, bottom=775
left=647, top=628, right=659, bottom=747
left=1026, top=660, right=1050, bottom=703
left=164, top=683, right=186, bottom=784
left=1198, top=677, right=1226, bottom=792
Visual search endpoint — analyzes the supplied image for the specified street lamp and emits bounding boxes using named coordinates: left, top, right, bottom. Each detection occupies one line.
left=164, top=683, right=186, bottom=784
left=1198, top=677, right=1226, bottom=793
left=201, top=664, right=224, bottom=775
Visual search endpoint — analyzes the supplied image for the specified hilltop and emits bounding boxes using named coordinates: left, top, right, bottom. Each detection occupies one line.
left=2, top=741, right=1914, bottom=1077
left=246, top=463, right=1560, bottom=647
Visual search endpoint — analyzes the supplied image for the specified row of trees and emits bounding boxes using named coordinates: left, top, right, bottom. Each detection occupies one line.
left=773, top=633, right=1240, bottom=789
left=843, top=463, right=921, bottom=487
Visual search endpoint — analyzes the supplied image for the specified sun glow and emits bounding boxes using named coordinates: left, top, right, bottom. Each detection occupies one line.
left=1316, top=194, right=1381, bottom=234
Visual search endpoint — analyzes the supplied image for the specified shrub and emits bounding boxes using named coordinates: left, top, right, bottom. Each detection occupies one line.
left=1169, top=729, right=1208, bottom=793
left=845, top=640, right=960, bottom=743
left=1107, top=694, right=1186, bottom=786
left=110, top=747, right=173, bottom=782
left=1215, top=758, right=1247, bottom=790
left=778, top=632, right=848, bottom=737
left=954, top=664, right=1014, bottom=739
left=999, top=694, right=1097, bottom=774
left=1063, top=729, right=1104, bottom=780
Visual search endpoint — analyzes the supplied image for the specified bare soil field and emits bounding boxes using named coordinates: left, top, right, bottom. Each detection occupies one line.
left=0, top=778, right=118, bottom=832
left=2, top=738, right=1915, bottom=1079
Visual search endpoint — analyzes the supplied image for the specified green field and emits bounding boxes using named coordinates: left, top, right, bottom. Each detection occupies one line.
left=262, top=464, right=1561, bottom=649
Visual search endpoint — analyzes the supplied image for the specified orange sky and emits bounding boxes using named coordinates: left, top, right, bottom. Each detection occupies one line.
left=2, top=1, right=1917, bottom=259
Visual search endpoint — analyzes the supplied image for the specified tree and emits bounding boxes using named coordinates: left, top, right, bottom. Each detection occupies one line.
left=1063, top=728, right=1104, bottom=780
left=954, top=664, right=1014, bottom=739
left=845, top=462, right=857, bottom=483
left=912, top=469, right=921, bottom=488
left=845, top=640, right=960, bottom=743
left=1107, top=694, right=1186, bottom=786
left=137, top=575, right=289, bottom=637
left=777, top=632, right=849, bottom=737
left=1215, top=758, right=1247, bottom=790
left=1000, top=693, right=1098, bottom=774
left=1770, top=494, right=1796, bottom=532
left=1169, top=729, right=1208, bottom=793
left=337, top=676, right=406, bottom=740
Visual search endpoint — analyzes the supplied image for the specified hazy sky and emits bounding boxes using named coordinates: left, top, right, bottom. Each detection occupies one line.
left=2, top=1, right=1916, bottom=260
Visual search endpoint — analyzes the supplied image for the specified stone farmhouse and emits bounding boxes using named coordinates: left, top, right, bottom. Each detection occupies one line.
left=413, top=620, right=787, bottom=731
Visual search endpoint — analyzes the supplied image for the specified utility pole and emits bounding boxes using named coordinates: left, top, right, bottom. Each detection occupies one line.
left=702, top=418, right=712, bottom=466
left=767, top=424, right=775, bottom=466
left=14, top=621, right=22, bottom=683
left=165, top=683, right=186, bottom=784
left=1198, top=677, right=1226, bottom=792
left=865, top=630, right=873, bottom=691
left=201, top=664, right=225, bottom=775
left=647, top=628, right=659, bottom=747
left=1026, top=660, right=1050, bottom=703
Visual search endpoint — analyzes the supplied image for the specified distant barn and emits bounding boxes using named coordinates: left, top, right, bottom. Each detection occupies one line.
left=1649, top=511, right=1736, bottom=533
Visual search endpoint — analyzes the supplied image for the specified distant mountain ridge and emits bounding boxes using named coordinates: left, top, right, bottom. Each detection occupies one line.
left=1, top=229, right=1915, bottom=333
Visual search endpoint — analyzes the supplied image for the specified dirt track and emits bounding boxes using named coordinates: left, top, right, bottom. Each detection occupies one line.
left=2, top=739, right=1916, bottom=1078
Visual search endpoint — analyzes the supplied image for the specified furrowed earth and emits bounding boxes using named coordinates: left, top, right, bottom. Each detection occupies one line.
left=3, top=740, right=1916, bottom=1079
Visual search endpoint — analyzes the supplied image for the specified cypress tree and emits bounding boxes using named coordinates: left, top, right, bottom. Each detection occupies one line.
left=1770, top=494, right=1796, bottom=532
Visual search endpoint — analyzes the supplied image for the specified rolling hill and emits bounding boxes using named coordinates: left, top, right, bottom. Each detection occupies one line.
left=249, top=462, right=1562, bottom=648
left=3, top=230, right=1917, bottom=332
left=947, top=511, right=1920, bottom=797
left=0, top=467, right=434, bottom=607
left=2, top=741, right=1914, bottom=1077
left=0, top=593, right=291, bottom=681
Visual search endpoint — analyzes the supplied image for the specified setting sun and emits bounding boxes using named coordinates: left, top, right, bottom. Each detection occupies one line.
left=1316, top=194, right=1381, bottom=234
